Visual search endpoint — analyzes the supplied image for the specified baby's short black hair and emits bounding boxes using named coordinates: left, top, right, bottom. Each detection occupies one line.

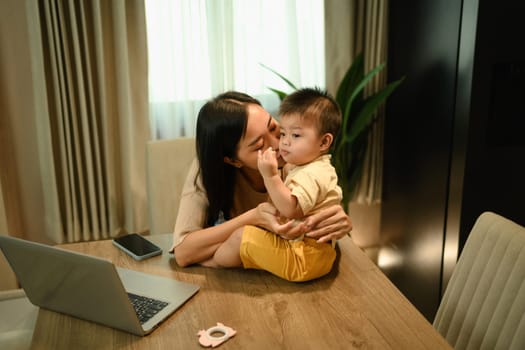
left=279, top=87, right=342, bottom=136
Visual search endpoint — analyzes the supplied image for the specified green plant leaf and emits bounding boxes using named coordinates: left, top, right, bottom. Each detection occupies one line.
left=346, top=77, right=405, bottom=143
left=338, top=63, right=385, bottom=147
left=267, top=87, right=288, bottom=101
left=336, top=53, right=364, bottom=121
left=260, top=63, right=299, bottom=91
left=340, top=63, right=386, bottom=141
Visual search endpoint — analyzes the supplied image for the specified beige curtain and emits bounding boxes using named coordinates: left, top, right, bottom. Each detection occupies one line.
left=325, top=0, right=388, bottom=204
left=0, top=0, right=150, bottom=244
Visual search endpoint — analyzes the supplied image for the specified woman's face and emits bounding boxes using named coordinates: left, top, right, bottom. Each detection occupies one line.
left=235, top=104, right=283, bottom=170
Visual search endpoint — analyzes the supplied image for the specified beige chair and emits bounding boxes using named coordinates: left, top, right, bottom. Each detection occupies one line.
left=1, top=216, right=37, bottom=349
left=146, top=138, right=195, bottom=235
left=1, top=251, right=17, bottom=291
left=0, top=289, right=38, bottom=350
left=434, top=211, right=525, bottom=350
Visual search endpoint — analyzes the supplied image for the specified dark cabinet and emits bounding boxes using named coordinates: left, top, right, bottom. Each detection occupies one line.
left=382, top=0, right=525, bottom=321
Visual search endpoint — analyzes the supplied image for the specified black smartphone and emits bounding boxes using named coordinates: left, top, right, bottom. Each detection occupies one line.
left=112, top=233, right=162, bottom=261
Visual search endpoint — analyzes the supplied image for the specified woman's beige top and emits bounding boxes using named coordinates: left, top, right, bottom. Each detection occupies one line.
left=172, top=159, right=268, bottom=247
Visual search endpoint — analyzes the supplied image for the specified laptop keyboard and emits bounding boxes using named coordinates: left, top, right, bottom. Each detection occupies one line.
left=127, top=293, right=169, bottom=324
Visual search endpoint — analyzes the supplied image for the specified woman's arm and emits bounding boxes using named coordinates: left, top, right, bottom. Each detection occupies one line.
left=173, top=208, right=257, bottom=267
left=175, top=201, right=301, bottom=266
left=174, top=201, right=351, bottom=266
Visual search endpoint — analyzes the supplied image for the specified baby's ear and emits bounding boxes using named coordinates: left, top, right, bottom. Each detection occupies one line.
left=320, top=133, right=333, bottom=152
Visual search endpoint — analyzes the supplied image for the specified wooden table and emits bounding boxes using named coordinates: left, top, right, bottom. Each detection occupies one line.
left=30, top=234, right=451, bottom=349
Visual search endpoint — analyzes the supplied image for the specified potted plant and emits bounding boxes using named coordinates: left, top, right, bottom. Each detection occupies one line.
left=262, top=53, right=404, bottom=212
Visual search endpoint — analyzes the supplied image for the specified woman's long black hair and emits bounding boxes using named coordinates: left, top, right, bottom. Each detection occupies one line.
left=196, top=91, right=262, bottom=227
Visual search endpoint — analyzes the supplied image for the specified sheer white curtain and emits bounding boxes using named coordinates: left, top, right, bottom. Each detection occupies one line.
left=145, top=0, right=325, bottom=139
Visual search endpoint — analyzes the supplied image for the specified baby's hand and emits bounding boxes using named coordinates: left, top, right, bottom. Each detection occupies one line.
left=257, top=147, right=279, bottom=178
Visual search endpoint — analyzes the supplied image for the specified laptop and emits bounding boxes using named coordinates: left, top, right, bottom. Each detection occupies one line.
left=0, top=235, right=199, bottom=336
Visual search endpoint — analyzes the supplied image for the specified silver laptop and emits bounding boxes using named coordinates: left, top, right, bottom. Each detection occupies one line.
left=0, top=236, right=199, bottom=336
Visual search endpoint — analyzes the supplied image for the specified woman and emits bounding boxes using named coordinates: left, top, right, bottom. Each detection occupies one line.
left=172, top=91, right=352, bottom=268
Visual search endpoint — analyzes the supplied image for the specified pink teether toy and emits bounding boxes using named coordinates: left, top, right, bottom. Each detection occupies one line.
left=197, top=322, right=236, bottom=347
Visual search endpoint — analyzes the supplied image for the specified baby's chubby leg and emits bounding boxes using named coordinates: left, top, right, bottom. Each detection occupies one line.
left=212, top=226, right=243, bottom=267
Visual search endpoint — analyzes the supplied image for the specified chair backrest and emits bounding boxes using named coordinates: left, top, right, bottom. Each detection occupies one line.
left=434, top=211, right=525, bottom=350
left=146, top=138, right=195, bottom=235
left=0, top=288, right=38, bottom=350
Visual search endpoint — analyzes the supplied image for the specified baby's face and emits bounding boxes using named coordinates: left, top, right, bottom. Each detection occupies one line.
left=278, top=113, right=325, bottom=166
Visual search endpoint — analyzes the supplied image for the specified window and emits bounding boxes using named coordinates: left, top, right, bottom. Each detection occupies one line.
left=145, top=0, right=325, bottom=139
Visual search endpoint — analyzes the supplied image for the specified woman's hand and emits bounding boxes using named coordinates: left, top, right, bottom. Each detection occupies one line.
left=304, top=204, right=353, bottom=243
left=255, top=202, right=305, bottom=239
